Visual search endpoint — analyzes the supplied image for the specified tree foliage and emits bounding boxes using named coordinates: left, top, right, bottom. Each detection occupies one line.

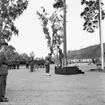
left=80, top=0, right=105, bottom=33
left=0, top=0, right=28, bottom=42
left=6, top=44, right=16, bottom=60
left=4, top=44, right=30, bottom=61
left=36, top=7, right=64, bottom=54
left=21, top=53, right=30, bottom=61
left=53, top=0, right=64, bottom=9
left=29, top=51, right=35, bottom=60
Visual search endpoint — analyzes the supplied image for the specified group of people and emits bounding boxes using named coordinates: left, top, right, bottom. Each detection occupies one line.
left=29, top=53, right=52, bottom=76
left=0, top=42, right=52, bottom=103
left=29, top=46, right=63, bottom=76
left=8, top=59, right=20, bottom=70
left=26, top=58, right=45, bottom=70
left=44, top=46, right=64, bottom=76
left=0, top=41, right=63, bottom=102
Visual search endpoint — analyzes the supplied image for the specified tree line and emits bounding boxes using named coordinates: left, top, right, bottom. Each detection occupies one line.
left=5, top=45, right=36, bottom=63
left=0, top=0, right=105, bottom=57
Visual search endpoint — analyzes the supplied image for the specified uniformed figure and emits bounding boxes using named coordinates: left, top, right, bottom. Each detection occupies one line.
left=8, top=60, right=12, bottom=70
left=36, top=58, right=40, bottom=69
left=29, top=58, right=34, bottom=72
left=26, top=60, right=29, bottom=69
left=37, top=58, right=40, bottom=68
left=41, top=58, right=45, bottom=68
left=12, top=59, right=16, bottom=69
left=34, top=59, right=38, bottom=70
left=0, top=41, right=9, bottom=102
left=45, top=53, right=52, bottom=76
left=16, top=59, right=20, bottom=69
left=57, top=46, right=63, bottom=67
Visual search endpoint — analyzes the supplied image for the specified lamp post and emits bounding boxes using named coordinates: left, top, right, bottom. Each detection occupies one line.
left=98, top=0, right=104, bottom=70
left=63, top=0, right=67, bottom=66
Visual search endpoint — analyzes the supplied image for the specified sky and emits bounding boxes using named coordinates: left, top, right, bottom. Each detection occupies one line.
left=9, top=0, right=105, bottom=58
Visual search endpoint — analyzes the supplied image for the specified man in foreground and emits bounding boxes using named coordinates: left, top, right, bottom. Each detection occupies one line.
left=0, top=41, right=9, bottom=102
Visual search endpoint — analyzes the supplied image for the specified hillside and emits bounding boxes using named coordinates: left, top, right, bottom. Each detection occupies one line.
left=67, top=43, right=105, bottom=59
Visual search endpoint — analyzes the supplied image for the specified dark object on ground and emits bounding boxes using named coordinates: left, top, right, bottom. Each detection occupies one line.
left=55, top=66, right=84, bottom=75
left=0, top=98, right=9, bottom=102
left=90, top=68, right=105, bottom=72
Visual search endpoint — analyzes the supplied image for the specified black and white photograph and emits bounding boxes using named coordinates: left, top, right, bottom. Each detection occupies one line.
left=0, top=0, right=105, bottom=105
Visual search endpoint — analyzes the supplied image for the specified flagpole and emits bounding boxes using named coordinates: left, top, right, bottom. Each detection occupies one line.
left=63, top=0, right=67, bottom=66
left=98, top=0, right=104, bottom=70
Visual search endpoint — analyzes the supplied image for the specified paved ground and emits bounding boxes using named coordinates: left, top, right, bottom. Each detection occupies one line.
left=0, top=63, right=105, bottom=105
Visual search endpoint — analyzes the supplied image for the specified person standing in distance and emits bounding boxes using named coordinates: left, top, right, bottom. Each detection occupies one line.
left=0, top=41, right=9, bottom=102
left=29, top=57, right=35, bottom=72
left=45, top=53, right=52, bottom=76
left=57, top=46, right=63, bottom=67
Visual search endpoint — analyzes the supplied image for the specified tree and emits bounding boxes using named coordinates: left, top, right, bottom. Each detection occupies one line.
left=13, top=52, right=20, bottom=60
left=36, top=7, right=64, bottom=55
left=80, top=0, right=105, bottom=33
left=53, top=0, right=64, bottom=9
left=6, top=44, right=16, bottom=60
left=0, top=0, right=28, bottom=42
left=29, top=51, right=35, bottom=60
left=21, top=53, right=30, bottom=61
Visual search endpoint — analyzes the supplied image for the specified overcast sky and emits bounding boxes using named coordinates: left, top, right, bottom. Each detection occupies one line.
left=9, top=0, right=105, bottom=58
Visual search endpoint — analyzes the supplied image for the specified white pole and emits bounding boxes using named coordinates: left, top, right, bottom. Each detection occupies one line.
left=63, top=0, right=67, bottom=66
left=98, top=0, right=104, bottom=70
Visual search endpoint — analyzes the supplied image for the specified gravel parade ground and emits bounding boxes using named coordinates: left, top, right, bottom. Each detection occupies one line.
left=0, top=63, right=105, bottom=105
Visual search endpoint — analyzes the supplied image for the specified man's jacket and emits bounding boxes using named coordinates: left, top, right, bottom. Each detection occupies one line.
left=45, top=56, right=51, bottom=66
left=0, top=51, right=8, bottom=75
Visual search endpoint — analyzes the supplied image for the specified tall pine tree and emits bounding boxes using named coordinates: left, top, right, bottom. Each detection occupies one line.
left=36, top=7, right=63, bottom=55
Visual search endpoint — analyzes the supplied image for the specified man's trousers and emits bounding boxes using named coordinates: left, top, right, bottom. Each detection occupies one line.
left=0, top=75, right=7, bottom=99
left=45, top=65, right=50, bottom=73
